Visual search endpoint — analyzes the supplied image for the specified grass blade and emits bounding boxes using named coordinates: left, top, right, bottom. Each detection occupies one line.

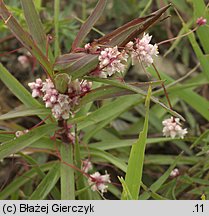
left=121, top=86, right=151, bottom=200
left=71, top=0, right=107, bottom=50
left=0, top=64, right=41, bottom=108
left=29, top=162, right=60, bottom=200
left=0, top=1, right=53, bottom=76
left=21, top=0, right=53, bottom=61
left=60, top=143, right=75, bottom=199
left=0, top=161, right=56, bottom=200
left=139, top=153, right=182, bottom=200
left=0, top=124, right=56, bottom=160
left=0, top=107, right=50, bottom=120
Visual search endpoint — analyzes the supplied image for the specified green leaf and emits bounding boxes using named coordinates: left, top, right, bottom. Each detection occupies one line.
left=93, top=4, right=171, bottom=47
left=77, top=95, right=142, bottom=130
left=90, top=137, right=183, bottom=150
left=0, top=107, right=50, bottom=120
left=140, top=153, right=182, bottom=200
left=54, top=53, right=86, bottom=71
left=0, top=2, right=53, bottom=77
left=56, top=54, right=98, bottom=79
left=78, top=81, right=162, bottom=108
left=71, top=0, right=107, bottom=50
left=191, top=0, right=209, bottom=54
left=148, top=67, right=209, bottom=121
left=21, top=0, right=53, bottom=62
left=0, top=124, right=56, bottom=160
left=29, top=162, right=60, bottom=200
left=19, top=153, right=60, bottom=199
left=122, top=86, right=151, bottom=200
left=174, top=8, right=209, bottom=81
left=0, top=133, right=14, bottom=143
left=81, top=147, right=127, bottom=172
left=74, top=131, right=91, bottom=199
left=0, top=64, right=41, bottom=108
left=118, top=177, right=133, bottom=200
left=0, top=161, right=56, bottom=200
left=60, top=143, right=75, bottom=200
left=86, top=77, right=184, bottom=120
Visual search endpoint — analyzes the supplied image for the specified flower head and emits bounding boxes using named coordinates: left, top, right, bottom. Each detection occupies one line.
left=98, top=46, right=128, bottom=77
left=28, top=78, right=92, bottom=120
left=162, top=116, right=187, bottom=139
left=28, top=78, right=43, bottom=98
left=88, top=171, right=111, bottom=194
left=196, top=17, right=207, bottom=26
left=170, top=168, right=180, bottom=177
left=82, top=160, right=93, bottom=173
left=18, top=55, right=30, bottom=68
left=129, top=33, right=159, bottom=67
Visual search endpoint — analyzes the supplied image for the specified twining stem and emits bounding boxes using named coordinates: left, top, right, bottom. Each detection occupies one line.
left=152, top=63, right=173, bottom=110
left=157, top=27, right=198, bottom=46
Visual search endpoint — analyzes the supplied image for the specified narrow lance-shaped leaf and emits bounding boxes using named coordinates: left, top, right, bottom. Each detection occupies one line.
left=54, top=53, right=86, bottom=71
left=0, top=161, right=57, bottom=200
left=29, top=162, right=60, bottom=200
left=71, top=0, right=107, bottom=50
left=60, top=143, right=75, bottom=200
left=21, top=0, right=53, bottom=62
left=0, top=107, right=50, bottom=120
left=92, top=4, right=171, bottom=47
left=0, top=1, right=53, bottom=77
left=57, top=54, right=99, bottom=79
left=139, top=153, right=182, bottom=200
left=0, top=63, right=41, bottom=108
left=122, top=86, right=151, bottom=200
left=86, top=77, right=184, bottom=121
left=77, top=80, right=163, bottom=108
left=0, top=124, right=56, bottom=160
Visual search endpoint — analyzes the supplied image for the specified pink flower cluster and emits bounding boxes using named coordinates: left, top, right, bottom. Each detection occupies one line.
left=162, top=116, right=188, bottom=139
left=95, top=33, right=158, bottom=77
left=88, top=171, right=111, bottom=194
left=28, top=78, right=92, bottom=120
left=82, top=160, right=93, bottom=173
left=170, top=168, right=180, bottom=178
left=81, top=159, right=111, bottom=194
left=98, top=46, right=128, bottom=78
left=127, top=33, right=159, bottom=67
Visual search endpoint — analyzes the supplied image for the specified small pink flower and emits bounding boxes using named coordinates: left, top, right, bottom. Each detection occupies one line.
left=18, top=55, right=30, bottom=68
left=170, top=168, right=180, bottom=177
left=162, top=116, right=187, bottom=139
left=196, top=17, right=207, bottom=26
left=98, top=46, right=128, bottom=77
left=28, top=78, right=92, bottom=120
left=84, top=43, right=91, bottom=50
left=82, top=160, right=93, bottom=173
left=28, top=78, right=43, bottom=98
left=88, top=171, right=111, bottom=193
left=130, top=33, right=159, bottom=67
